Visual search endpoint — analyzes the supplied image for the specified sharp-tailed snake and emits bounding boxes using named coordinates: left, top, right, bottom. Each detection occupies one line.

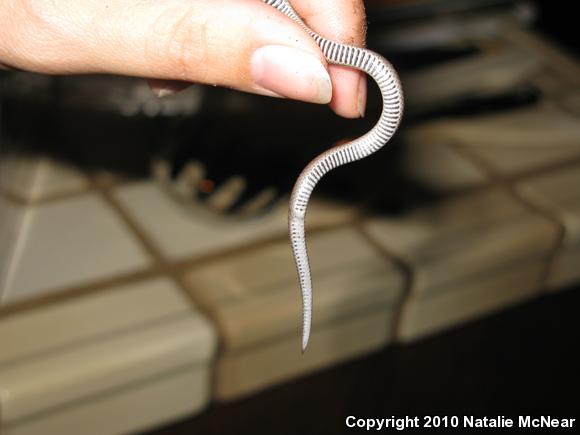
left=263, top=0, right=404, bottom=352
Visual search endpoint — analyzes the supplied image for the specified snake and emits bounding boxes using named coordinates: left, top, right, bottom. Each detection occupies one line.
left=263, top=0, right=404, bottom=352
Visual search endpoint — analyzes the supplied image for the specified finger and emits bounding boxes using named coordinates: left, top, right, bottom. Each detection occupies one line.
left=290, top=0, right=367, bottom=118
left=3, top=0, right=332, bottom=104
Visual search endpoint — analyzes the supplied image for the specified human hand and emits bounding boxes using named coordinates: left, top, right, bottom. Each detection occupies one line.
left=0, top=0, right=367, bottom=118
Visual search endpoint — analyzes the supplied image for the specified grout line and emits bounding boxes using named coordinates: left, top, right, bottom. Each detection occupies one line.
left=2, top=157, right=434, bottom=370
left=92, top=175, right=381, bottom=362
left=0, top=268, right=160, bottom=319
left=505, top=192, right=568, bottom=291
left=97, top=186, right=166, bottom=265
left=0, top=202, right=37, bottom=306
left=90, top=176, right=364, bottom=348
left=1, top=172, right=359, bottom=323
left=496, top=154, right=580, bottom=184
left=0, top=186, right=91, bottom=207
left=38, top=176, right=223, bottom=390
left=0, top=311, right=192, bottom=370
left=173, top=219, right=359, bottom=272
left=502, top=29, right=580, bottom=87
left=353, top=221, right=415, bottom=344
left=446, top=144, right=580, bottom=186
left=103, top=182, right=380, bottom=385
left=85, top=176, right=202, bottom=319
left=93, top=177, right=361, bottom=273
left=450, top=142, right=567, bottom=293
left=0, top=173, right=131, bottom=208
left=0, top=170, right=133, bottom=310
left=96, top=177, right=362, bottom=276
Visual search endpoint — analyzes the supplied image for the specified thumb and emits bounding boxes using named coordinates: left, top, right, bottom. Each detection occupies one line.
left=3, top=0, right=332, bottom=104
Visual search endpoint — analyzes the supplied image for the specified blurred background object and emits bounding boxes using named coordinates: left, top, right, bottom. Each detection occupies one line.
left=1, top=1, right=579, bottom=434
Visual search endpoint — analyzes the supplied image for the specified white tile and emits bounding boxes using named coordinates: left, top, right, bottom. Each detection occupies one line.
left=402, top=136, right=490, bottom=192
left=0, top=155, right=89, bottom=202
left=397, top=258, right=546, bottom=342
left=0, top=316, right=211, bottom=421
left=0, top=277, right=217, bottom=435
left=364, top=188, right=558, bottom=295
left=0, top=278, right=192, bottom=364
left=4, top=368, right=212, bottom=435
left=517, top=165, right=580, bottom=289
left=504, top=28, right=580, bottom=87
left=114, top=181, right=357, bottom=261
left=403, top=48, right=541, bottom=109
left=409, top=102, right=580, bottom=177
left=1, top=194, right=151, bottom=302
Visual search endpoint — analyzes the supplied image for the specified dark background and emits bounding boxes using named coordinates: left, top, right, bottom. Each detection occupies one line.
left=535, top=0, right=579, bottom=56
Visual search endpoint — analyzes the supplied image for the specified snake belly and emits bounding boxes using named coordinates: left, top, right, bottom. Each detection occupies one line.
left=262, top=0, right=404, bottom=352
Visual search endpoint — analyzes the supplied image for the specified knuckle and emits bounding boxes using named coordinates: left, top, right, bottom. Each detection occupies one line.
left=148, top=6, right=211, bottom=82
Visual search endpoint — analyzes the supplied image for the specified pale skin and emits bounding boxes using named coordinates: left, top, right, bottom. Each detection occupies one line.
left=0, top=0, right=367, bottom=118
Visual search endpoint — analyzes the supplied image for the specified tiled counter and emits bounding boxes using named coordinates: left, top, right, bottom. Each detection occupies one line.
left=404, top=101, right=580, bottom=184
left=185, top=228, right=405, bottom=400
left=0, top=278, right=217, bottom=435
left=0, top=156, right=149, bottom=304
left=363, top=188, right=559, bottom=342
left=402, top=28, right=580, bottom=191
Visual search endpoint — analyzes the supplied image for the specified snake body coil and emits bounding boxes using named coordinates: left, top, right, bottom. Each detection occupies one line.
left=263, top=0, right=404, bottom=352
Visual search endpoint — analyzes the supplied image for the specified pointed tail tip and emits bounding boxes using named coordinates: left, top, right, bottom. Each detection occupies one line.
left=301, top=334, right=309, bottom=354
